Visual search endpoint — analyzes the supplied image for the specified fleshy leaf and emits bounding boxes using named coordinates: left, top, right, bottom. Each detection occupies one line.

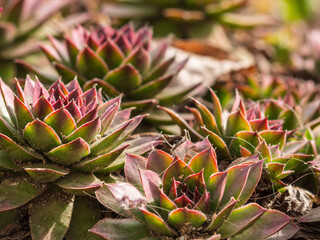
left=104, top=64, right=142, bottom=94
left=140, top=208, right=177, bottom=236
left=192, top=98, right=221, bottom=136
left=140, top=169, right=162, bottom=203
left=123, top=47, right=150, bottom=74
left=24, top=163, right=69, bottom=183
left=23, top=119, right=62, bottom=152
left=76, top=47, right=108, bottom=79
left=44, top=107, right=77, bottom=138
left=46, top=138, right=90, bottom=166
left=29, top=192, right=74, bottom=240
left=299, top=206, right=320, bottom=223
left=207, top=198, right=237, bottom=231
left=259, top=130, right=286, bottom=150
left=220, top=164, right=250, bottom=206
left=202, top=127, right=231, bottom=159
left=125, top=154, right=147, bottom=186
left=0, top=177, right=45, bottom=211
left=168, top=208, right=207, bottom=229
left=33, top=96, right=54, bottom=120
left=231, top=210, right=293, bottom=240
left=14, top=96, right=34, bottom=129
left=65, top=118, right=101, bottom=143
left=98, top=40, right=125, bottom=69
left=146, top=150, right=174, bottom=175
left=0, top=134, right=42, bottom=162
left=65, top=196, right=102, bottom=240
left=207, top=172, right=228, bottom=212
left=162, top=158, right=193, bottom=194
left=90, top=218, right=150, bottom=240
left=189, top=147, right=218, bottom=182
left=76, top=144, right=128, bottom=172
left=56, top=172, right=102, bottom=192
left=226, top=111, right=251, bottom=138
left=218, top=203, right=266, bottom=238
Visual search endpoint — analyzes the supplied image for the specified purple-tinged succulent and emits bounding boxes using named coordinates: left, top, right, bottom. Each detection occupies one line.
left=0, top=76, right=151, bottom=240
left=91, top=140, right=298, bottom=240
left=21, top=23, right=194, bottom=113
left=0, top=0, right=89, bottom=81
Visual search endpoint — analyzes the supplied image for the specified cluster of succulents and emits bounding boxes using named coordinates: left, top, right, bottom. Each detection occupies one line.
left=0, top=76, right=154, bottom=239
left=0, top=0, right=84, bottom=82
left=20, top=23, right=198, bottom=113
left=0, top=5, right=320, bottom=240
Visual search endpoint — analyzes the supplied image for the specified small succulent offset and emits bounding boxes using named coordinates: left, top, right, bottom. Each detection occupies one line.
left=0, top=0, right=75, bottom=81
left=91, top=140, right=298, bottom=240
left=23, top=23, right=192, bottom=112
left=0, top=76, right=146, bottom=240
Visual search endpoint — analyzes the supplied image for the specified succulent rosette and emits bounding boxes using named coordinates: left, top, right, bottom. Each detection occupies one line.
left=91, top=140, right=297, bottom=240
left=22, top=23, right=195, bottom=113
left=159, top=90, right=314, bottom=188
left=0, top=76, right=148, bottom=239
left=0, top=0, right=88, bottom=81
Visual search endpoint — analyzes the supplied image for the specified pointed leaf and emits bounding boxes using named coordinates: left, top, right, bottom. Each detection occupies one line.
left=207, top=198, right=237, bottom=231
left=90, top=120, right=132, bottom=156
left=76, top=47, right=109, bottom=79
left=146, top=150, right=174, bottom=175
left=24, top=163, right=69, bottom=183
left=76, top=144, right=128, bottom=172
left=140, top=208, right=177, bottom=236
left=220, top=164, right=251, bottom=206
left=168, top=208, right=207, bottom=229
left=189, top=147, right=218, bottom=182
left=123, top=47, right=150, bottom=74
left=98, top=41, right=125, bottom=69
left=207, top=172, right=228, bottom=213
left=125, top=154, right=147, bottom=186
left=259, top=130, right=286, bottom=150
left=24, top=119, right=61, bottom=152
left=65, top=118, right=101, bottom=143
left=0, top=134, right=42, bottom=161
left=237, top=160, right=263, bottom=207
left=218, top=203, right=267, bottom=238
left=14, top=96, right=34, bottom=129
left=193, top=98, right=221, bottom=136
left=140, top=169, right=162, bottom=203
left=163, top=158, right=193, bottom=194
left=46, top=138, right=90, bottom=166
left=90, top=218, right=150, bottom=240
left=129, top=74, right=173, bottom=100
left=229, top=131, right=260, bottom=157
left=209, top=89, right=223, bottom=133
left=104, top=64, right=142, bottom=94
left=231, top=210, right=293, bottom=240
left=44, top=107, right=77, bottom=138
left=226, top=111, right=251, bottom=137
left=33, top=96, right=54, bottom=120
left=202, top=127, right=231, bottom=159
left=54, top=63, right=85, bottom=84
left=56, top=172, right=102, bottom=192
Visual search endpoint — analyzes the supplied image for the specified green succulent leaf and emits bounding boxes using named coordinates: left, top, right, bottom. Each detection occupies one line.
left=65, top=118, right=101, bottom=143
left=168, top=208, right=207, bottom=229
left=226, top=111, right=251, bottom=138
left=230, top=210, right=293, bottom=240
left=0, top=134, right=42, bottom=162
left=189, top=147, right=218, bottom=182
left=90, top=218, right=150, bottom=240
left=14, top=95, right=34, bottom=129
left=140, top=208, right=177, bottom=236
left=259, top=130, right=286, bottom=150
left=65, top=196, right=103, bottom=240
left=23, top=119, right=62, bottom=152
left=104, top=64, right=142, bottom=94
left=218, top=203, right=267, bottom=238
left=0, top=177, right=45, bottom=211
left=207, top=172, right=228, bottom=213
left=44, top=107, right=77, bottom=139
left=24, top=163, right=69, bottom=183
left=29, top=192, right=74, bottom=240
left=76, top=47, right=109, bottom=80
left=146, top=150, right=173, bottom=175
